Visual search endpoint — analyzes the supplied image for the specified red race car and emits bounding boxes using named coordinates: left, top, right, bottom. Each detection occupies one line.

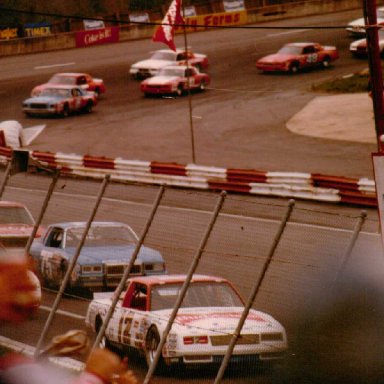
left=31, top=72, right=106, bottom=97
left=140, top=65, right=210, bottom=97
left=256, top=42, right=339, bottom=73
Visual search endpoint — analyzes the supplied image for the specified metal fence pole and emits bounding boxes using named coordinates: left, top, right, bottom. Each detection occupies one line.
left=143, top=191, right=227, bottom=384
left=25, top=170, right=60, bottom=255
left=92, top=185, right=165, bottom=351
left=333, top=210, right=367, bottom=286
left=0, top=160, right=12, bottom=199
left=34, top=174, right=110, bottom=358
left=214, top=199, right=295, bottom=384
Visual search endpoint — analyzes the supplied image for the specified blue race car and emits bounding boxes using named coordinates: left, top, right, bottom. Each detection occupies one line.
left=29, top=221, right=166, bottom=291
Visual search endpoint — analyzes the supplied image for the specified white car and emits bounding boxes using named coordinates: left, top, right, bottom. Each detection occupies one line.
left=129, top=48, right=209, bottom=79
left=346, top=7, right=384, bottom=36
left=349, top=30, right=384, bottom=56
left=85, top=274, right=288, bottom=370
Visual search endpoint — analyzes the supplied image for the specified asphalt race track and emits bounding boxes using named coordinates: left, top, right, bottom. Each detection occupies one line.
left=0, top=9, right=377, bottom=179
left=1, top=8, right=384, bottom=383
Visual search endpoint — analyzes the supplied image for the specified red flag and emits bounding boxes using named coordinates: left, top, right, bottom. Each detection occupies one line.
left=152, top=0, right=184, bottom=51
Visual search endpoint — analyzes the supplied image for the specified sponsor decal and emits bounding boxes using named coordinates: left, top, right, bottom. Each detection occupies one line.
left=24, top=23, right=51, bottom=37
left=83, top=19, right=105, bottom=30
left=175, top=311, right=266, bottom=325
left=76, top=27, right=119, bottom=48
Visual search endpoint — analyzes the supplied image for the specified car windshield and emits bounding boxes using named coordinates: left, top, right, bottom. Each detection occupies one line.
left=150, top=281, right=243, bottom=311
left=40, top=88, right=70, bottom=98
left=48, top=75, right=76, bottom=85
left=65, top=225, right=137, bottom=247
left=277, top=45, right=303, bottom=55
left=150, top=51, right=176, bottom=61
left=159, top=67, right=185, bottom=77
left=0, top=206, right=34, bottom=225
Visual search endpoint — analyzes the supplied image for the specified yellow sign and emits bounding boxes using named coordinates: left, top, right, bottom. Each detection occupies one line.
left=0, top=28, right=18, bottom=40
left=174, top=10, right=248, bottom=33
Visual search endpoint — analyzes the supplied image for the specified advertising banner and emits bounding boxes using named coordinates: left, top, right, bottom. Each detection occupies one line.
left=83, top=19, right=105, bottom=30
left=223, top=0, right=245, bottom=11
left=76, top=27, right=119, bottom=48
left=24, top=22, right=52, bottom=37
left=174, top=10, right=247, bottom=33
left=0, top=27, right=18, bottom=40
left=129, top=13, right=150, bottom=23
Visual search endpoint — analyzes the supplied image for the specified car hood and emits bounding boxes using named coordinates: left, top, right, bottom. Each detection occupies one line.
left=258, top=53, right=296, bottom=63
left=64, top=245, right=163, bottom=265
left=156, top=307, right=284, bottom=334
left=132, top=59, right=174, bottom=70
left=24, top=95, right=63, bottom=103
left=144, top=76, right=180, bottom=85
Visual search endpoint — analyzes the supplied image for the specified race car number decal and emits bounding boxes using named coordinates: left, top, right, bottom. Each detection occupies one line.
left=118, top=314, right=133, bottom=344
left=306, top=53, right=318, bottom=63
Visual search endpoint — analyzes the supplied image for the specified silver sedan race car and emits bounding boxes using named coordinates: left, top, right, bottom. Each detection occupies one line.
left=85, top=274, right=288, bottom=370
left=29, top=221, right=166, bottom=291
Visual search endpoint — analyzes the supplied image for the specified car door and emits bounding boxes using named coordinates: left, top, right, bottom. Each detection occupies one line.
left=303, top=46, right=318, bottom=67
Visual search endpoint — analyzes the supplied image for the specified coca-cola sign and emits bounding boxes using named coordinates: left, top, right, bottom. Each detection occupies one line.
left=76, top=27, right=119, bottom=48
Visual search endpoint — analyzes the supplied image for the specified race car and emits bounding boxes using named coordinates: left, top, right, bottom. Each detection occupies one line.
left=140, top=65, right=210, bottom=97
left=349, top=30, right=384, bottom=56
left=256, top=42, right=339, bottom=73
left=129, top=48, right=209, bottom=79
left=29, top=221, right=166, bottom=291
left=85, top=274, right=288, bottom=370
left=31, top=72, right=106, bottom=97
left=346, top=7, right=384, bottom=36
left=22, top=85, right=97, bottom=117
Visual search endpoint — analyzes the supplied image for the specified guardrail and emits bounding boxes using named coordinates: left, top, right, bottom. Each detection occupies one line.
left=0, top=0, right=367, bottom=57
left=0, top=148, right=377, bottom=206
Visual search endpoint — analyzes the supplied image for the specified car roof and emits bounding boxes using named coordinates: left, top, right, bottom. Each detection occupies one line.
left=286, top=42, right=317, bottom=47
left=162, top=65, right=190, bottom=70
left=0, top=201, right=28, bottom=208
left=128, top=274, right=227, bottom=285
left=48, top=221, right=131, bottom=229
left=43, top=84, right=80, bottom=90
left=52, top=73, right=89, bottom=77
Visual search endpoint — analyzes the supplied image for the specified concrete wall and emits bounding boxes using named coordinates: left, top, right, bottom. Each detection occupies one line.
left=0, top=0, right=371, bottom=57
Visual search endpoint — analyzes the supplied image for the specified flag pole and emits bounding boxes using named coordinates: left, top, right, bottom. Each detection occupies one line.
left=181, top=2, right=196, bottom=164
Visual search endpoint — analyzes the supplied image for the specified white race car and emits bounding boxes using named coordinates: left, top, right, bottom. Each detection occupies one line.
left=349, top=30, right=384, bottom=56
left=129, top=48, right=209, bottom=79
left=85, top=274, right=288, bottom=370
left=346, top=7, right=384, bottom=36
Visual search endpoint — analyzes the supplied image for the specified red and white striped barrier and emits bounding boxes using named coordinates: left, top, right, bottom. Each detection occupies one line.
left=0, top=148, right=377, bottom=206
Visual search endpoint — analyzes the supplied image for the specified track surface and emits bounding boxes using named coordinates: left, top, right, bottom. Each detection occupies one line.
left=1, top=9, right=383, bottom=383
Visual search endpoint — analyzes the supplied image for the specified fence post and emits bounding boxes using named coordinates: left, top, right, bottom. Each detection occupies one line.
left=214, top=199, right=295, bottom=384
left=0, top=160, right=12, bottom=199
left=92, top=185, right=166, bottom=351
left=34, top=174, right=110, bottom=358
left=25, top=170, right=60, bottom=255
left=333, top=210, right=367, bottom=285
left=143, top=191, right=227, bottom=384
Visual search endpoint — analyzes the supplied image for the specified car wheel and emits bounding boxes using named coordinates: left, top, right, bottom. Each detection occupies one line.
left=145, top=327, right=165, bottom=371
left=176, top=84, right=184, bottom=97
left=94, top=87, right=100, bottom=97
left=289, top=62, right=299, bottom=74
left=322, top=56, right=331, bottom=68
left=62, top=104, right=69, bottom=118
left=84, top=101, right=93, bottom=114
left=199, top=79, right=206, bottom=92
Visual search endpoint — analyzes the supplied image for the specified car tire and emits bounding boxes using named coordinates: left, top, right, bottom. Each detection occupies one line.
left=289, top=62, right=299, bottom=74
left=62, top=104, right=69, bottom=118
left=176, top=84, right=184, bottom=97
left=199, top=79, right=206, bottom=92
left=322, top=56, right=331, bottom=68
left=94, top=87, right=100, bottom=97
left=84, top=101, right=93, bottom=114
left=145, top=327, right=166, bottom=371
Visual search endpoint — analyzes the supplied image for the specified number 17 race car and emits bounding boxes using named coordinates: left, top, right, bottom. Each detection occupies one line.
left=85, top=274, right=287, bottom=371
left=256, top=42, right=339, bottom=73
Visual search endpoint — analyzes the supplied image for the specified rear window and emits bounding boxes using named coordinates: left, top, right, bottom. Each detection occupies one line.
left=0, top=206, right=34, bottom=225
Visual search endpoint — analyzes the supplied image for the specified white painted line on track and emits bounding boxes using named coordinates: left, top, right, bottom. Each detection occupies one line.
left=34, top=62, right=76, bottom=70
left=267, top=29, right=311, bottom=37
left=0, top=335, right=85, bottom=371
left=40, top=305, right=86, bottom=320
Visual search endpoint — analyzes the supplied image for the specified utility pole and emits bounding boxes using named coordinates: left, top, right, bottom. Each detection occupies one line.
left=364, top=0, right=384, bottom=151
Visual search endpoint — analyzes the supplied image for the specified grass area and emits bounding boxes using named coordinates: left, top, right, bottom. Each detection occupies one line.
left=311, top=69, right=371, bottom=93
